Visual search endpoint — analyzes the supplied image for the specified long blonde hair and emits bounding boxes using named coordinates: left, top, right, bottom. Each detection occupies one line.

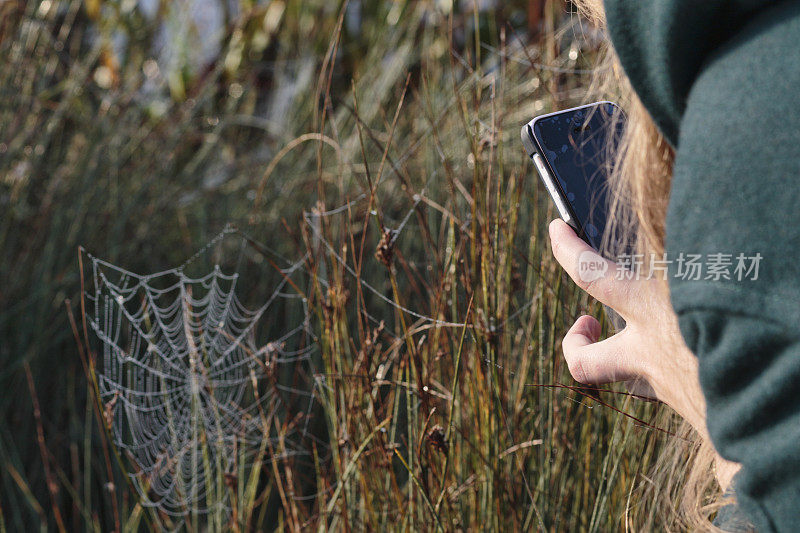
left=576, top=2, right=729, bottom=530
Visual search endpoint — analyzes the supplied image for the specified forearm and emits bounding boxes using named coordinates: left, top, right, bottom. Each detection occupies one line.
left=642, top=333, right=740, bottom=492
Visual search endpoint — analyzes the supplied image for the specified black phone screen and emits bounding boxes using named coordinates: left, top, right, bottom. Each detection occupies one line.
left=532, top=102, right=623, bottom=251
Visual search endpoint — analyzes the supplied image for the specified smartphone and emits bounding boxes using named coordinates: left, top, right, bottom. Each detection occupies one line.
left=521, top=101, right=623, bottom=255
left=522, top=101, right=627, bottom=330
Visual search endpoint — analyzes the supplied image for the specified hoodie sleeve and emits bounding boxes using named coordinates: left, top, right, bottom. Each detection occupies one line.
left=678, top=311, right=800, bottom=532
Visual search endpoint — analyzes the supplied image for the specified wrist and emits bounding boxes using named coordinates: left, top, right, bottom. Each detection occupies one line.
left=643, top=342, right=708, bottom=434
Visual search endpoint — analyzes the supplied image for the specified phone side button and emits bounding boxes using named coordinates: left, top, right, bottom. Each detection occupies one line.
left=532, top=154, right=572, bottom=224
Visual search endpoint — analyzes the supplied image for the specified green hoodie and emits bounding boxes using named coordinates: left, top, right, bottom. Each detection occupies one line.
left=604, top=1, right=800, bottom=531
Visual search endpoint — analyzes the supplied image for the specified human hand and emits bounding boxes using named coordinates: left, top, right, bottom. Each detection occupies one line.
left=548, top=218, right=741, bottom=490
left=547, top=218, right=706, bottom=431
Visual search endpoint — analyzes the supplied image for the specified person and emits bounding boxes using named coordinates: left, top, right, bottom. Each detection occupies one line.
left=547, top=1, right=800, bottom=531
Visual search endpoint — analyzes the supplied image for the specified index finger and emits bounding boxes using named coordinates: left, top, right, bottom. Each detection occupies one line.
left=548, top=218, right=638, bottom=316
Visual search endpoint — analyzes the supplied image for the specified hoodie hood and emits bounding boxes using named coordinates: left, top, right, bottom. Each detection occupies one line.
left=603, top=0, right=782, bottom=147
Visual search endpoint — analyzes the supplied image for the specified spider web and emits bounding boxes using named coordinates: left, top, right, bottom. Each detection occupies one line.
left=83, top=228, right=315, bottom=519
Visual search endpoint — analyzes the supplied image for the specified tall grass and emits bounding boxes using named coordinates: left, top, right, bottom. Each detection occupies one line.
left=1, top=0, right=681, bottom=530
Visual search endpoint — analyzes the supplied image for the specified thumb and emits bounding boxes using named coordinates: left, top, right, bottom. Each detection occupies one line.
left=561, top=315, right=642, bottom=385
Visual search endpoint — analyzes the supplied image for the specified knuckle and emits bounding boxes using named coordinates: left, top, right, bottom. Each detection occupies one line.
left=584, top=275, right=612, bottom=301
left=565, top=352, right=589, bottom=384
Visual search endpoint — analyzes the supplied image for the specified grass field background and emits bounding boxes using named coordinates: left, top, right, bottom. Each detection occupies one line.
left=1, top=1, right=684, bottom=530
